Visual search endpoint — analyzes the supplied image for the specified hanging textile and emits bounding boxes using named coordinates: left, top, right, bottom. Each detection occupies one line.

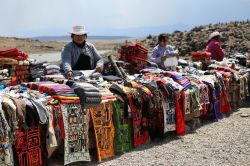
left=0, top=109, right=14, bottom=166
left=112, top=99, right=133, bottom=154
left=61, top=104, right=90, bottom=165
left=15, top=127, right=44, bottom=166
left=89, top=101, right=115, bottom=161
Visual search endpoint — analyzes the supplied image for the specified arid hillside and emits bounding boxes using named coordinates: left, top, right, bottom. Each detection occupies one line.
left=141, top=20, right=250, bottom=56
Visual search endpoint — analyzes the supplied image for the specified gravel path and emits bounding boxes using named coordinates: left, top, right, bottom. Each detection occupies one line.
left=50, top=104, right=250, bottom=166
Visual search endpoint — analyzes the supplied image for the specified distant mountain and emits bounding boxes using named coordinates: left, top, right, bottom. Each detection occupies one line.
left=32, top=35, right=132, bottom=41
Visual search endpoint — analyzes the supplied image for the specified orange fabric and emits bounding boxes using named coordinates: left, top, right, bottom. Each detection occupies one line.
left=90, top=101, right=115, bottom=161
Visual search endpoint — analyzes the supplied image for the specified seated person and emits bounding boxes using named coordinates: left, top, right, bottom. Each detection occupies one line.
left=206, top=31, right=225, bottom=61
left=61, top=25, right=103, bottom=79
left=150, top=33, right=179, bottom=69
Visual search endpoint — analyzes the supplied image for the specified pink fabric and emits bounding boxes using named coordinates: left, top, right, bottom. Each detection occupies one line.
left=205, top=39, right=224, bottom=61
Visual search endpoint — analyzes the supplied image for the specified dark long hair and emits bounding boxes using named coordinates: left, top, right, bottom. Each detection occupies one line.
left=155, top=33, right=168, bottom=46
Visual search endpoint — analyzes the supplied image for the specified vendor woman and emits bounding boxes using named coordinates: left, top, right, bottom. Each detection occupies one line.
left=150, top=33, right=179, bottom=69
left=60, top=25, right=103, bottom=79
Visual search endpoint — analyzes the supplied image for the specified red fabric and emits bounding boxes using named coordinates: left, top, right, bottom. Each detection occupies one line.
left=205, top=39, right=224, bottom=61
left=15, top=127, right=43, bottom=166
left=52, top=105, right=65, bottom=140
left=127, top=96, right=150, bottom=147
left=175, top=97, right=185, bottom=135
left=0, top=48, right=28, bottom=60
left=119, top=43, right=148, bottom=63
left=191, top=51, right=211, bottom=57
left=220, top=91, right=231, bottom=113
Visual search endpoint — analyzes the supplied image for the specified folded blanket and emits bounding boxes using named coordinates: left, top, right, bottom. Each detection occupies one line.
left=0, top=48, right=28, bottom=60
left=0, top=58, right=18, bottom=65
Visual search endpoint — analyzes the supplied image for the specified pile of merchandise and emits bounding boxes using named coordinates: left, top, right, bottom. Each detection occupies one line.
left=0, top=48, right=29, bottom=86
left=119, top=43, right=156, bottom=73
left=0, top=47, right=249, bottom=166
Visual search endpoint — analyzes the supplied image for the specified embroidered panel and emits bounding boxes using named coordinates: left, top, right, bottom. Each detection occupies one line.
left=112, top=100, right=133, bottom=154
left=61, top=104, right=90, bottom=165
left=15, top=127, right=42, bottom=166
left=90, top=101, right=115, bottom=161
left=127, top=96, right=150, bottom=148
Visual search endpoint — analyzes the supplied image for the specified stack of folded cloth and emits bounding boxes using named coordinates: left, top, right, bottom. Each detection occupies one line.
left=29, top=60, right=48, bottom=80
left=44, top=65, right=60, bottom=75
left=66, top=81, right=102, bottom=108
left=0, top=48, right=28, bottom=60
left=164, top=71, right=192, bottom=90
left=0, top=48, right=30, bottom=86
left=28, top=81, right=80, bottom=104
left=99, top=87, right=116, bottom=103
left=41, top=64, right=64, bottom=81
left=0, top=69, right=11, bottom=85
left=9, top=62, right=30, bottom=85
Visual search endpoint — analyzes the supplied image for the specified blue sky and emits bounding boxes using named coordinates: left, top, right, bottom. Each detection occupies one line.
left=0, top=0, right=249, bottom=37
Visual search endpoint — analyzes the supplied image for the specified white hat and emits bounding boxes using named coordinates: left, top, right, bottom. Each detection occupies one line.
left=69, top=25, right=88, bottom=35
left=209, top=31, right=221, bottom=40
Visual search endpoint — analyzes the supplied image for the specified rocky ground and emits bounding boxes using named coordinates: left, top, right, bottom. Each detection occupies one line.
left=141, top=20, right=250, bottom=56
left=1, top=21, right=249, bottom=58
left=49, top=103, right=250, bottom=166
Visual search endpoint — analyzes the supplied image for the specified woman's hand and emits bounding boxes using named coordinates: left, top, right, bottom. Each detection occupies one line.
left=67, top=71, right=74, bottom=79
left=95, top=67, right=102, bottom=73
left=161, top=56, right=167, bottom=61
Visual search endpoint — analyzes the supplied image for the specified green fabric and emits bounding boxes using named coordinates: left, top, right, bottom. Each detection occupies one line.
left=112, top=100, right=133, bottom=154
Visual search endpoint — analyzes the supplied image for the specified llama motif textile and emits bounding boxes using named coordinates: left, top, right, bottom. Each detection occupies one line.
left=61, top=104, right=90, bottom=165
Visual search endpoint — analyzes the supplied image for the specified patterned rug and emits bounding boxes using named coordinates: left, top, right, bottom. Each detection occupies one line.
left=61, top=104, right=90, bottom=165
left=15, top=127, right=43, bottom=166
left=112, top=99, right=133, bottom=154
left=89, top=101, right=115, bottom=161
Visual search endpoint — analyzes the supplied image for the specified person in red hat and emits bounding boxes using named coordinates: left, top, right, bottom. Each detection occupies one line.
left=61, top=25, right=103, bottom=79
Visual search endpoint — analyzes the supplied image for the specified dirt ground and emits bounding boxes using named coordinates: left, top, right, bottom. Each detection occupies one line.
left=0, top=37, right=126, bottom=54
left=48, top=103, right=250, bottom=166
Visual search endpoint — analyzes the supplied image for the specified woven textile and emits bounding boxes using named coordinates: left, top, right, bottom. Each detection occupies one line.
left=15, top=127, right=43, bottom=166
left=112, top=99, right=133, bottom=154
left=61, top=104, right=90, bottom=165
left=89, top=101, right=115, bottom=161
left=0, top=109, right=13, bottom=166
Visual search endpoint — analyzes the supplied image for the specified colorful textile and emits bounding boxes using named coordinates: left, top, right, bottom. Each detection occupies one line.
left=0, top=48, right=28, bottom=61
left=90, top=101, right=115, bottom=161
left=164, top=71, right=191, bottom=90
left=112, top=99, right=133, bottom=154
left=61, top=104, right=90, bottom=165
left=15, top=127, right=43, bottom=166
left=51, top=105, right=65, bottom=141
left=0, top=109, right=13, bottom=166
left=127, top=90, right=150, bottom=147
